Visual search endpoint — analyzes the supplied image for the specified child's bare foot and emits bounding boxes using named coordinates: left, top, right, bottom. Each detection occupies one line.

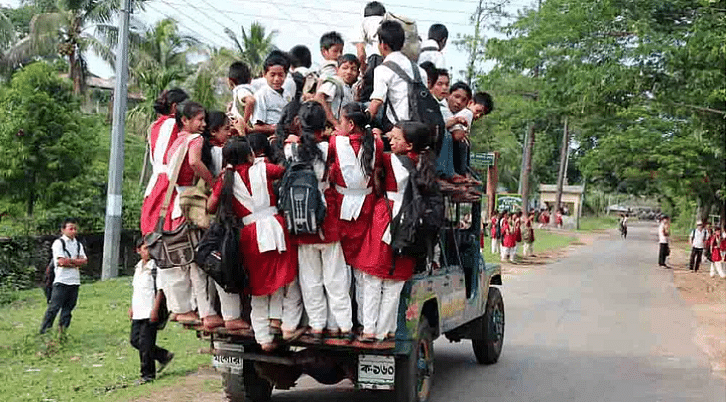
left=269, top=319, right=282, bottom=336
left=224, top=319, right=250, bottom=331
left=260, top=342, right=277, bottom=352
left=202, top=315, right=224, bottom=331
left=174, top=311, right=199, bottom=323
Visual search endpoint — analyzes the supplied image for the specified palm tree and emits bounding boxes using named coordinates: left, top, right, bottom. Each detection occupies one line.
left=224, top=22, right=277, bottom=77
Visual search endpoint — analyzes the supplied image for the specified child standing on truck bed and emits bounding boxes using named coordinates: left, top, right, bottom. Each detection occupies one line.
left=355, top=121, right=435, bottom=342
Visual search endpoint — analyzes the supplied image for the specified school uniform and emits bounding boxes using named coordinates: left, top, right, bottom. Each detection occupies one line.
left=351, top=15, right=383, bottom=58
left=490, top=216, right=499, bottom=254
left=710, top=235, right=726, bottom=278
left=130, top=258, right=172, bottom=381
left=500, top=219, right=517, bottom=262
left=39, top=235, right=86, bottom=333
left=418, top=39, right=446, bottom=69
left=318, top=60, right=338, bottom=80
left=317, top=76, right=355, bottom=120
left=356, top=153, right=417, bottom=340
left=140, top=115, right=180, bottom=235
left=212, top=157, right=300, bottom=345
left=436, top=99, right=456, bottom=178
left=370, top=51, right=429, bottom=126
left=252, top=83, right=294, bottom=126
left=284, top=142, right=352, bottom=333
left=251, top=75, right=297, bottom=98
left=230, top=83, right=255, bottom=124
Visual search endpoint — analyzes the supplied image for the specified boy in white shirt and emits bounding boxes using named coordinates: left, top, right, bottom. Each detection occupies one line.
left=418, top=24, right=448, bottom=69
left=318, top=32, right=344, bottom=80
left=129, top=239, right=173, bottom=384
left=227, top=61, right=255, bottom=136
left=352, top=1, right=386, bottom=70
left=252, top=52, right=294, bottom=135
left=250, top=50, right=297, bottom=98
left=313, top=53, right=360, bottom=128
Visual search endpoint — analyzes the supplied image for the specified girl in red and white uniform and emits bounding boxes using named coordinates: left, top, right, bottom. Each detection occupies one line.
left=500, top=213, right=517, bottom=263
left=147, top=102, right=222, bottom=329
left=355, top=121, right=435, bottom=341
left=709, top=228, right=726, bottom=278
left=284, top=102, right=353, bottom=341
left=490, top=214, right=500, bottom=254
left=140, top=89, right=188, bottom=235
left=209, top=135, right=300, bottom=351
left=325, top=103, right=384, bottom=325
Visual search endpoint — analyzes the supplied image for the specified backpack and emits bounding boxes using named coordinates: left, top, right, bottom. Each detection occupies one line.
left=195, top=216, right=247, bottom=293
left=297, top=70, right=320, bottom=100
left=383, top=12, right=420, bottom=62
left=277, top=144, right=327, bottom=235
left=355, top=54, right=383, bottom=103
left=150, top=266, right=171, bottom=330
left=44, top=238, right=81, bottom=302
left=381, top=60, right=446, bottom=154
left=389, top=155, right=445, bottom=265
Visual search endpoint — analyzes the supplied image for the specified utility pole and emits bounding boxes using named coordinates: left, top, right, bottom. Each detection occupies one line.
left=552, top=116, right=569, bottom=226
left=101, top=0, right=132, bottom=280
left=519, top=0, right=541, bottom=215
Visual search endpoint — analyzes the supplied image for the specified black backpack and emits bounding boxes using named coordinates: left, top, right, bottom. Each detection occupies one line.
left=381, top=60, right=446, bottom=153
left=150, top=266, right=171, bottom=330
left=44, top=238, right=80, bottom=294
left=389, top=155, right=445, bottom=264
left=277, top=144, right=326, bottom=235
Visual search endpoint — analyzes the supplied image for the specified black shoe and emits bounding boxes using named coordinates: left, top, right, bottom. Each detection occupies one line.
left=158, top=352, right=174, bottom=374
left=135, top=377, right=154, bottom=386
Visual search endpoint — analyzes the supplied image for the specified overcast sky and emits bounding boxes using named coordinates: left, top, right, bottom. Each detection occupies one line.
left=2, top=0, right=535, bottom=82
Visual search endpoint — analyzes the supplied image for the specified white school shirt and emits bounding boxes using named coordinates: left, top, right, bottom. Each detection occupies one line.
left=371, top=51, right=428, bottom=124
left=351, top=15, right=383, bottom=57
left=252, top=83, right=293, bottom=125
left=52, top=235, right=86, bottom=286
left=418, top=39, right=446, bottom=69
left=250, top=74, right=297, bottom=98
left=131, top=259, right=158, bottom=320
left=317, top=76, right=355, bottom=119
left=318, top=60, right=338, bottom=81
left=230, top=84, right=255, bottom=121
left=452, top=108, right=474, bottom=134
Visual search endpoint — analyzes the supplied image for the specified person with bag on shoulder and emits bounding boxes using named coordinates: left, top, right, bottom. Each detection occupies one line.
left=688, top=221, right=708, bottom=272
left=39, top=218, right=87, bottom=335
left=129, top=238, right=174, bottom=385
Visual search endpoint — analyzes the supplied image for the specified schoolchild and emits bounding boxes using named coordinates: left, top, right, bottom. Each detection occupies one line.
left=227, top=62, right=255, bottom=136
left=251, top=50, right=297, bottom=97
left=352, top=1, right=386, bottom=69
left=202, top=111, right=233, bottom=177
left=208, top=136, right=300, bottom=351
left=709, top=228, right=726, bottom=278
left=318, top=31, right=345, bottom=80
left=284, top=102, right=354, bottom=342
left=155, top=101, right=222, bottom=329
left=128, top=239, right=174, bottom=384
left=446, top=82, right=474, bottom=176
left=314, top=54, right=360, bottom=128
left=513, top=211, right=523, bottom=258
left=367, top=20, right=429, bottom=133
left=500, top=212, right=517, bottom=263
left=289, top=45, right=313, bottom=75
left=418, top=24, right=448, bottom=69
left=355, top=121, right=436, bottom=341
left=429, top=68, right=450, bottom=102
left=252, top=52, right=295, bottom=135
left=490, top=212, right=502, bottom=254
left=140, top=88, right=189, bottom=235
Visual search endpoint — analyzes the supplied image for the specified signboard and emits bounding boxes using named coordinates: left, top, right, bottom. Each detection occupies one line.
left=470, top=152, right=495, bottom=170
left=495, top=193, right=522, bottom=212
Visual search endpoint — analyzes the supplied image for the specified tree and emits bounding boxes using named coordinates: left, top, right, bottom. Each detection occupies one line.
left=225, top=22, right=277, bottom=77
left=0, top=62, right=98, bottom=216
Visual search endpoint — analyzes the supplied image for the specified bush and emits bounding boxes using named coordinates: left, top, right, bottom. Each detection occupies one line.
left=0, top=236, right=38, bottom=304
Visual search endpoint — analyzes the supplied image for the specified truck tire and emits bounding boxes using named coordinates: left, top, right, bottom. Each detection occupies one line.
left=395, top=319, right=434, bottom=402
left=472, top=286, right=504, bottom=365
left=221, top=361, right=273, bottom=402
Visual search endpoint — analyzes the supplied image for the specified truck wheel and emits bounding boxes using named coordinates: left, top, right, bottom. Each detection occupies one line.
left=221, top=361, right=273, bottom=402
left=472, top=286, right=504, bottom=365
left=395, top=319, right=434, bottom=402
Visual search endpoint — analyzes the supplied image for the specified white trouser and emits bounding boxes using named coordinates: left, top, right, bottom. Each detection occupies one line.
left=250, top=282, right=303, bottom=344
left=710, top=261, right=726, bottom=278
left=158, top=266, right=193, bottom=314
left=523, top=242, right=533, bottom=257
left=500, top=246, right=513, bottom=262
left=298, top=242, right=352, bottom=332
left=353, top=268, right=364, bottom=325
left=215, top=282, right=241, bottom=321
left=491, top=238, right=499, bottom=254
left=189, top=263, right=218, bottom=318
left=358, top=271, right=405, bottom=340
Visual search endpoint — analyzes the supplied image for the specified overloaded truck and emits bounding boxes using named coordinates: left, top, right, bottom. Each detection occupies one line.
left=185, top=197, right=504, bottom=402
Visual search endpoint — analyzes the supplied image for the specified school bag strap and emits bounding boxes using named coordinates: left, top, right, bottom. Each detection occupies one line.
left=381, top=60, right=423, bottom=124
left=420, top=46, right=438, bottom=52
left=157, top=135, right=197, bottom=232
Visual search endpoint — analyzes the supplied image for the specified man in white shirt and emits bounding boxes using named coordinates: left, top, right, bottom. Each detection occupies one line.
left=658, top=216, right=671, bottom=268
left=40, top=218, right=87, bottom=334
left=418, top=24, right=448, bottom=69
left=689, top=221, right=709, bottom=271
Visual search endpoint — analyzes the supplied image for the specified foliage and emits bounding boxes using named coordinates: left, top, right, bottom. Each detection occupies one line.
left=0, top=278, right=210, bottom=401
left=224, top=22, right=277, bottom=77
left=0, top=237, right=36, bottom=304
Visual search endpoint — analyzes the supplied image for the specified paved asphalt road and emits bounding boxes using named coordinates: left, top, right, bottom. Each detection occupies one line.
left=272, top=222, right=726, bottom=401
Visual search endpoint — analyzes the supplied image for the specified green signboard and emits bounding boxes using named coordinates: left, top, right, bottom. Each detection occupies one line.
left=470, top=152, right=495, bottom=170
left=495, top=193, right=522, bottom=212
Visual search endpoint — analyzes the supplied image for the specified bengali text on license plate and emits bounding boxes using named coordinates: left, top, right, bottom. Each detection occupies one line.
left=358, top=354, right=395, bottom=385
left=212, top=354, right=242, bottom=370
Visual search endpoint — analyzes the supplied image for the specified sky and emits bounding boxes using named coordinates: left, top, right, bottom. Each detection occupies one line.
left=1, top=0, right=535, bottom=81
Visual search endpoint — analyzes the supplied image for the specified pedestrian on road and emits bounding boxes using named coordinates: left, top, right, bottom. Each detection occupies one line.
left=708, top=227, right=726, bottom=278
left=657, top=215, right=670, bottom=268
left=39, top=218, right=87, bottom=335
left=619, top=213, right=628, bottom=238
left=688, top=221, right=709, bottom=272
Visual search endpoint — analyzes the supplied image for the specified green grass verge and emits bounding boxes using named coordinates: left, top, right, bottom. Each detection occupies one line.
left=0, top=277, right=211, bottom=402
left=482, top=228, right=578, bottom=263
left=578, top=216, right=619, bottom=231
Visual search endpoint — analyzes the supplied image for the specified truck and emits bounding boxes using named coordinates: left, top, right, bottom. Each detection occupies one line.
left=185, top=197, right=504, bottom=402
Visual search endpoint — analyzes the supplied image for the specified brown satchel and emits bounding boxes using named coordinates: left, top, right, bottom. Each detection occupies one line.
left=179, top=179, right=211, bottom=229
left=146, top=135, right=202, bottom=269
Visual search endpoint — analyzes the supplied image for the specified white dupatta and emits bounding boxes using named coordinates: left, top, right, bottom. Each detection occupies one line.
left=336, top=136, right=374, bottom=221
left=144, top=118, right=176, bottom=197
left=382, top=155, right=410, bottom=244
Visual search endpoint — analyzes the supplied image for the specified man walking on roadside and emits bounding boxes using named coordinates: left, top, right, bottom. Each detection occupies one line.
left=688, top=221, right=708, bottom=272
left=658, top=215, right=671, bottom=268
left=39, top=218, right=87, bottom=335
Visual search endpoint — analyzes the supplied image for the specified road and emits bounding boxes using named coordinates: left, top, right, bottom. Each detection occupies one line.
left=271, top=222, right=726, bottom=401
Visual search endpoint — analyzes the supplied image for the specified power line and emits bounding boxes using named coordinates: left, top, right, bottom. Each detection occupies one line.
left=145, top=1, right=225, bottom=46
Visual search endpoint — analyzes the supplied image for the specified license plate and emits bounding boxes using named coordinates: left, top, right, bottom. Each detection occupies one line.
left=358, top=354, right=395, bottom=389
left=212, top=354, right=243, bottom=370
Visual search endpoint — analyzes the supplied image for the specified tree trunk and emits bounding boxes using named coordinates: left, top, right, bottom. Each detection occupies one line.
left=26, top=169, right=35, bottom=216
left=552, top=116, right=569, bottom=226
left=520, top=124, right=535, bottom=213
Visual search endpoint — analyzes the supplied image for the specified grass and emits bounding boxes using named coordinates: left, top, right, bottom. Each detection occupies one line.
left=481, top=228, right=579, bottom=263
left=578, top=215, right=619, bottom=231
left=0, top=277, right=211, bottom=402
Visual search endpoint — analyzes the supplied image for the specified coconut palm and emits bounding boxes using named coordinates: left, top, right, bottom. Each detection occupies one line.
left=224, top=22, right=277, bottom=77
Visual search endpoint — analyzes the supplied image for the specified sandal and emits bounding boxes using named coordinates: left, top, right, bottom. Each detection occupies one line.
left=357, top=333, right=376, bottom=343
